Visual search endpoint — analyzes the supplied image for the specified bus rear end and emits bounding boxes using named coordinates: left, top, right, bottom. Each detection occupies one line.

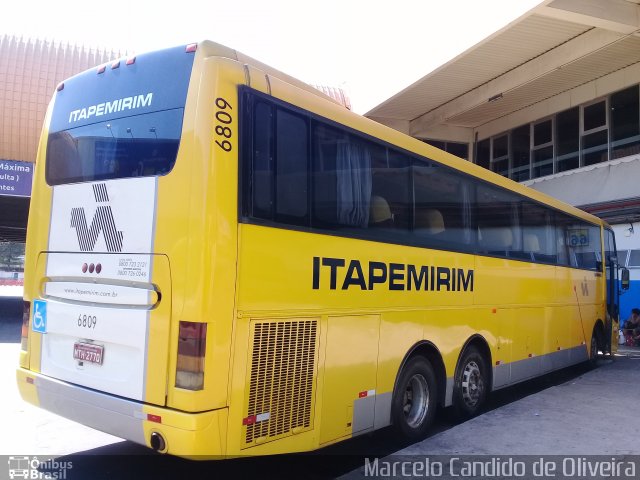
left=17, top=43, right=233, bottom=457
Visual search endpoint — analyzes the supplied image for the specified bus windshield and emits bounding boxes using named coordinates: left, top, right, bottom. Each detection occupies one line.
left=46, top=108, right=184, bottom=185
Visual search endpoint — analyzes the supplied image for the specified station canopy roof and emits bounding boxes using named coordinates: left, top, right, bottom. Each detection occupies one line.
left=366, top=0, right=640, bottom=136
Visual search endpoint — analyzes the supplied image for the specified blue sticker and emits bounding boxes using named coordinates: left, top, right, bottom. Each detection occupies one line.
left=32, top=300, right=47, bottom=334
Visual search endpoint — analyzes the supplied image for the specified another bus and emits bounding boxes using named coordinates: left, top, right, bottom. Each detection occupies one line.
left=17, top=41, right=627, bottom=458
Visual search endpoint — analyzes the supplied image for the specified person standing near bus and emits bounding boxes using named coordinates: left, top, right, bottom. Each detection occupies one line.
left=624, top=308, right=640, bottom=345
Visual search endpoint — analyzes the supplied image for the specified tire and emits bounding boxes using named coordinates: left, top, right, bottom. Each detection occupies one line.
left=391, top=356, right=438, bottom=440
left=588, top=326, right=602, bottom=368
left=452, top=346, right=488, bottom=419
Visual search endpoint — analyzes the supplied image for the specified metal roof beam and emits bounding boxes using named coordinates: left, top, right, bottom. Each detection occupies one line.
left=539, top=0, right=640, bottom=34
left=409, top=27, right=627, bottom=135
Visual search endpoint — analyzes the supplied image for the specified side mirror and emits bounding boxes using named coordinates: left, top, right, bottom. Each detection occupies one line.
left=621, top=267, right=630, bottom=290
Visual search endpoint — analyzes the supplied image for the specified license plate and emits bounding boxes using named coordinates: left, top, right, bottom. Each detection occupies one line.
left=73, top=342, right=104, bottom=365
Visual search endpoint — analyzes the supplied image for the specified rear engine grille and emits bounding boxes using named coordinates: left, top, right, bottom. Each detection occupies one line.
left=244, top=319, right=318, bottom=446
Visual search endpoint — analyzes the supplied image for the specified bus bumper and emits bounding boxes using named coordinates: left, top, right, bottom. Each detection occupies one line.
left=16, top=368, right=228, bottom=458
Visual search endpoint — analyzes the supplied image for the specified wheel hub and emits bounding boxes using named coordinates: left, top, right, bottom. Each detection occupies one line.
left=461, top=360, right=483, bottom=408
left=403, top=373, right=429, bottom=428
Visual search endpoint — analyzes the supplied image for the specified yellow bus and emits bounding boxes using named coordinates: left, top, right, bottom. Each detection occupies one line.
left=17, top=41, right=627, bottom=458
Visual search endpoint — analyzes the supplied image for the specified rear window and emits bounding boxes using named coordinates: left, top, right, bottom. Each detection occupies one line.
left=46, top=108, right=183, bottom=185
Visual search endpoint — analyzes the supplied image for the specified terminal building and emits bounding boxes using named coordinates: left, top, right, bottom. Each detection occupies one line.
left=366, top=0, right=640, bottom=318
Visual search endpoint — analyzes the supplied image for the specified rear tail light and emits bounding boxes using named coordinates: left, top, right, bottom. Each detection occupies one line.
left=21, top=301, right=30, bottom=351
left=175, top=321, right=207, bottom=390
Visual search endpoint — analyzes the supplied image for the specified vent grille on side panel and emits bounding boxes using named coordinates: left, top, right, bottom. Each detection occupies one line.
left=244, top=319, right=318, bottom=447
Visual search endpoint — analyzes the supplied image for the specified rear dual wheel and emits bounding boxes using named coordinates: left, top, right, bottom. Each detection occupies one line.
left=391, top=356, right=437, bottom=439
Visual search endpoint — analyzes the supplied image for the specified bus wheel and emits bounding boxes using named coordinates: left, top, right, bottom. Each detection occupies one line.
left=453, top=346, right=488, bottom=419
left=391, top=356, right=437, bottom=440
left=588, top=326, right=602, bottom=368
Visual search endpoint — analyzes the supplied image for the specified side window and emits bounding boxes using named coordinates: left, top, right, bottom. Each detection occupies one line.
left=248, top=100, right=309, bottom=226
left=554, top=213, right=572, bottom=266
left=312, top=124, right=373, bottom=229
left=475, top=184, right=520, bottom=257
left=628, top=250, right=640, bottom=268
left=275, top=110, right=308, bottom=225
left=556, top=213, right=601, bottom=270
left=574, top=225, right=602, bottom=271
left=617, top=249, right=629, bottom=267
left=252, top=101, right=274, bottom=219
left=521, top=201, right=556, bottom=263
left=413, top=160, right=473, bottom=249
left=370, top=148, right=411, bottom=232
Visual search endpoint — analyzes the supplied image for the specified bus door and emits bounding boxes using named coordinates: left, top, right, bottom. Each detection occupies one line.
left=604, top=229, right=621, bottom=353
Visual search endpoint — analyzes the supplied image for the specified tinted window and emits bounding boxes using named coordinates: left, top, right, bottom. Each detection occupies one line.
left=276, top=110, right=308, bottom=225
left=475, top=184, right=520, bottom=257
left=46, top=109, right=184, bottom=185
left=534, top=120, right=552, bottom=146
left=582, top=130, right=609, bottom=166
left=491, top=135, right=509, bottom=177
left=629, top=249, right=640, bottom=267
left=424, top=140, right=445, bottom=150
left=252, top=102, right=274, bottom=218
left=617, top=249, right=628, bottom=267
left=511, top=125, right=530, bottom=181
left=583, top=101, right=606, bottom=131
left=476, top=139, right=490, bottom=170
left=414, top=162, right=472, bottom=250
left=557, top=213, right=602, bottom=270
left=242, top=88, right=602, bottom=272
left=521, top=201, right=556, bottom=263
left=556, top=108, right=579, bottom=173
left=611, top=86, right=640, bottom=160
left=312, top=124, right=373, bottom=229
left=371, top=149, right=411, bottom=232
left=446, top=142, right=469, bottom=160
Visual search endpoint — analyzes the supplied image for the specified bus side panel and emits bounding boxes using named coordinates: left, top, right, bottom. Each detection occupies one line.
left=474, top=257, right=584, bottom=384
left=319, top=314, right=380, bottom=445
left=234, top=224, right=476, bottom=453
left=22, top=103, right=55, bottom=371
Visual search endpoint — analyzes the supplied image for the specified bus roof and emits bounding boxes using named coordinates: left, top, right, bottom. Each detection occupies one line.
left=196, top=40, right=347, bottom=110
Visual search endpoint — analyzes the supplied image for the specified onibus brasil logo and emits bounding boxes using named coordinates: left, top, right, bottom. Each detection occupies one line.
left=8, top=456, right=72, bottom=479
left=70, top=183, right=123, bottom=252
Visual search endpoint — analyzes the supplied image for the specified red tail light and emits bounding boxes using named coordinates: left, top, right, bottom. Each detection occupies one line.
left=175, top=321, right=207, bottom=390
left=21, top=301, right=30, bottom=351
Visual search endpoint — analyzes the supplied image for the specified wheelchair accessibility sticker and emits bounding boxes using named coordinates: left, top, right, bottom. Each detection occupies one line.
left=32, top=300, right=47, bottom=334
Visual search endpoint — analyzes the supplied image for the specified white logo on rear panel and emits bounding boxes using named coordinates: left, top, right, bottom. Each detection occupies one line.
left=49, top=177, right=156, bottom=254
left=70, top=183, right=124, bottom=252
